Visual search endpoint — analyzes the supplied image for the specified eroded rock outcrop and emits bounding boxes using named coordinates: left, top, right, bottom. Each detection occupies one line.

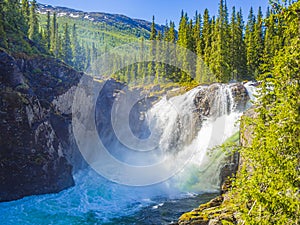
left=0, top=50, right=83, bottom=202
left=194, top=83, right=249, bottom=118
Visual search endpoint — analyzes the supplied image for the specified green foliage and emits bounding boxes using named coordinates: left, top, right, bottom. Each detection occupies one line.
left=61, top=23, right=73, bottom=65
left=0, top=1, right=7, bottom=48
left=21, top=0, right=30, bottom=33
left=28, top=0, right=40, bottom=42
left=230, top=2, right=300, bottom=224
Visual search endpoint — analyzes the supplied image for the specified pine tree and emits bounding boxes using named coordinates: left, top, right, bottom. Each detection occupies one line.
left=150, top=15, right=157, bottom=41
left=229, top=7, right=247, bottom=80
left=71, top=24, right=82, bottom=69
left=177, top=11, right=188, bottom=48
left=21, top=0, right=30, bottom=33
left=137, top=37, right=145, bottom=84
left=210, top=0, right=231, bottom=82
left=148, top=15, right=157, bottom=83
left=245, top=7, right=256, bottom=79
left=155, top=31, right=163, bottom=83
left=195, top=12, right=205, bottom=82
left=85, top=45, right=91, bottom=70
left=0, top=0, right=7, bottom=48
left=4, top=0, right=22, bottom=30
left=236, top=9, right=247, bottom=80
left=177, top=12, right=191, bottom=82
left=229, top=7, right=239, bottom=80
left=50, top=12, right=58, bottom=56
left=45, top=11, right=51, bottom=50
left=61, top=23, right=73, bottom=65
left=194, top=12, right=202, bottom=56
left=28, top=0, right=39, bottom=42
left=164, top=21, right=176, bottom=43
left=202, top=9, right=212, bottom=66
left=263, top=7, right=284, bottom=72
left=253, top=7, right=264, bottom=78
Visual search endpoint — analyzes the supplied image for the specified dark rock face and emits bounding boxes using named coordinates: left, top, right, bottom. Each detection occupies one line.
left=0, top=50, right=83, bottom=202
left=194, top=83, right=249, bottom=118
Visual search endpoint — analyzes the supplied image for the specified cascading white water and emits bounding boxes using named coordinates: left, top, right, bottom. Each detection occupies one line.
left=0, top=83, right=253, bottom=225
left=144, top=83, right=244, bottom=192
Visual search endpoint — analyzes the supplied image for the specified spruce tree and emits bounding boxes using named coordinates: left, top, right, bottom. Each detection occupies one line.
left=148, top=15, right=157, bottom=83
left=202, top=9, right=212, bottom=66
left=253, top=7, right=264, bottom=78
left=194, top=12, right=205, bottom=82
left=0, top=0, right=7, bottom=48
left=50, top=12, right=58, bottom=56
left=21, top=0, right=30, bottom=33
left=155, top=31, right=163, bottom=83
left=229, top=7, right=247, bottom=80
left=245, top=7, right=256, bottom=79
left=4, top=0, right=22, bottom=30
left=28, top=0, right=39, bottom=42
left=236, top=9, right=247, bottom=80
left=229, top=6, right=238, bottom=80
left=71, top=24, right=81, bottom=69
left=150, top=15, right=157, bottom=41
left=210, top=0, right=230, bottom=82
left=45, top=11, right=51, bottom=50
left=194, top=12, right=202, bottom=56
left=177, top=11, right=188, bottom=48
left=61, top=23, right=73, bottom=65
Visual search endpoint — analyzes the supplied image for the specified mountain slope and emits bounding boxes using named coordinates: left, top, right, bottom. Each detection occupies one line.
left=38, top=3, right=165, bottom=34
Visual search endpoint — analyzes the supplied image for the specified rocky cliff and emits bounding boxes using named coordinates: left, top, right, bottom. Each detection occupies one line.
left=0, top=50, right=84, bottom=202
left=0, top=49, right=156, bottom=202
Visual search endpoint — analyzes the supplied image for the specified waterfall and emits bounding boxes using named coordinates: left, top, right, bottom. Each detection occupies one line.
left=143, top=83, right=247, bottom=192
left=0, top=82, right=252, bottom=225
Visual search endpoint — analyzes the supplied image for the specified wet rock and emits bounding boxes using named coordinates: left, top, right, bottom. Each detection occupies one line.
left=194, top=83, right=249, bottom=119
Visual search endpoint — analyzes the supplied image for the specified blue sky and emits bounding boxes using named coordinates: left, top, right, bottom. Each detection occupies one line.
left=38, top=0, right=269, bottom=26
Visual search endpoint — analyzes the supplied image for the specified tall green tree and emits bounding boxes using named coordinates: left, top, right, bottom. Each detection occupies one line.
left=253, top=7, right=264, bottom=78
left=149, top=15, right=157, bottom=41
left=229, top=7, right=247, bottom=80
left=263, top=7, right=284, bottom=72
left=0, top=0, right=7, bottom=48
left=236, top=9, right=247, bottom=80
left=50, top=12, right=58, bottom=56
left=28, top=0, right=40, bottom=42
left=210, top=0, right=231, bottom=82
left=229, top=6, right=239, bottom=80
left=21, top=0, right=30, bottom=33
left=4, top=0, right=22, bottom=30
left=165, top=21, right=176, bottom=43
left=177, top=11, right=188, bottom=48
left=61, top=23, right=73, bottom=65
left=71, top=24, right=85, bottom=70
left=45, top=11, right=51, bottom=50
left=148, top=15, right=157, bottom=83
left=245, top=7, right=257, bottom=79
left=202, top=9, right=212, bottom=66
